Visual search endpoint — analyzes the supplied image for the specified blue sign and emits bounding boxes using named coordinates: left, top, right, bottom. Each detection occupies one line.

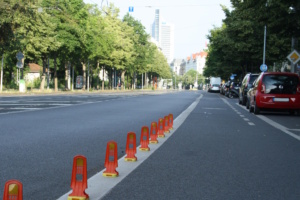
left=129, top=6, right=134, bottom=12
left=230, top=76, right=234, bottom=80
left=232, top=74, right=237, bottom=76
left=260, top=64, right=268, bottom=72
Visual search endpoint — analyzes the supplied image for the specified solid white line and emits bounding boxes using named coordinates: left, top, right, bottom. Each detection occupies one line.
left=57, top=94, right=203, bottom=200
left=257, top=115, right=300, bottom=141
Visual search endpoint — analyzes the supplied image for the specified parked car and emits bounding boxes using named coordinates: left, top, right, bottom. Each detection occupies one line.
left=248, top=72, right=300, bottom=114
left=239, top=73, right=259, bottom=105
left=208, top=83, right=221, bottom=92
left=228, top=82, right=240, bottom=98
left=220, top=83, right=227, bottom=95
left=208, top=77, right=221, bottom=92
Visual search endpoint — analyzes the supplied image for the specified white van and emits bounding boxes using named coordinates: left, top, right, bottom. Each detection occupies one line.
left=208, top=77, right=221, bottom=92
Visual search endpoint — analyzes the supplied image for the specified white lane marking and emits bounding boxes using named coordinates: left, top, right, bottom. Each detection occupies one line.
left=57, top=94, right=204, bottom=200
left=287, top=129, right=300, bottom=132
left=202, top=108, right=226, bottom=110
left=256, top=115, right=300, bottom=141
left=10, top=108, right=41, bottom=110
left=222, top=98, right=255, bottom=126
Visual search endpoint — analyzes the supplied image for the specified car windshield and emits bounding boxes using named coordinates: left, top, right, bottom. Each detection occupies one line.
left=249, top=75, right=259, bottom=85
left=262, top=75, right=299, bottom=94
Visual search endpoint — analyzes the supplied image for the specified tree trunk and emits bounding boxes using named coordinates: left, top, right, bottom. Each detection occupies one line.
left=81, top=62, right=86, bottom=90
left=65, top=62, right=69, bottom=90
left=54, top=56, right=58, bottom=92
left=40, top=57, right=46, bottom=91
left=145, top=72, right=148, bottom=88
left=121, top=70, right=125, bottom=90
left=102, top=66, right=105, bottom=91
left=96, top=62, right=99, bottom=90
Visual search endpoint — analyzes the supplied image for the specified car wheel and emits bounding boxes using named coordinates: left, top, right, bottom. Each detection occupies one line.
left=246, top=99, right=249, bottom=109
left=254, top=102, right=260, bottom=114
left=242, top=96, right=246, bottom=106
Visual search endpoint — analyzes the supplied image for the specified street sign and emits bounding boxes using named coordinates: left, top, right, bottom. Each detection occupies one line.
left=129, top=6, right=134, bottom=12
left=16, top=52, right=24, bottom=61
left=287, top=50, right=300, bottom=64
left=260, top=64, right=268, bottom=72
left=16, top=60, right=23, bottom=68
left=230, top=75, right=234, bottom=80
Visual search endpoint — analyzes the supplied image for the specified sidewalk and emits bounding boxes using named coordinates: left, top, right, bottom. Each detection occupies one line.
left=0, top=88, right=179, bottom=97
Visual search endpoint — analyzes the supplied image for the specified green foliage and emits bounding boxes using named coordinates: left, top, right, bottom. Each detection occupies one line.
left=0, top=0, right=170, bottom=89
left=205, top=0, right=300, bottom=79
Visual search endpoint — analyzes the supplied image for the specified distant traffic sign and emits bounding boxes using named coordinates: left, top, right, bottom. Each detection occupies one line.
left=260, top=64, right=267, bottom=72
left=16, top=52, right=24, bottom=61
left=287, top=50, right=300, bottom=64
left=16, top=60, right=23, bottom=68
left=129, top=6, right=134, bottom=12
left=230, top=76, right=234, bottom=80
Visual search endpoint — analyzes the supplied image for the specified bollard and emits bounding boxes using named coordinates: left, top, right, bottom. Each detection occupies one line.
left=103, top=141, right=119, bottom=177
left=68, top=155, right=89, bottom=200
left=164, top=115, right=170, bottom=133
left=157, top=118, right=165, bottom=138
left=139, top=126, right=150, bottom=151
left=3, top=180, right=23, bottom=200
left=168, top=113, right=174, bottom=130
left=125, top=132, right=137, bottom=161
left=149, top=122, right=158, bottom=144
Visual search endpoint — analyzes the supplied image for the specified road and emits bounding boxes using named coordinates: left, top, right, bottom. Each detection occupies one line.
left=0, top=90, right=300, bottom=199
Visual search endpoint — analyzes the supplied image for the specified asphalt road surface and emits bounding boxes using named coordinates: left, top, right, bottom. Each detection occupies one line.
left=0, top=90, right=198, bottom=199
left=0, top=90, right=299, bottom=199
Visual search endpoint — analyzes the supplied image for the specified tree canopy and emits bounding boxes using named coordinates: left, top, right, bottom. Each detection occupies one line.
left=204, top=0, right=300, bottom=80
left=0, top=0, right=170, bottom=90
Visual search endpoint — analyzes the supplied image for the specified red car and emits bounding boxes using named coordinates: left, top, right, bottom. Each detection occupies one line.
left=248, top=72, right=300, bottom=114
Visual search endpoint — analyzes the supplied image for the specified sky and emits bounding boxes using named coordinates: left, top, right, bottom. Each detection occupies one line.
left=83, top=0, right=232, bottom=59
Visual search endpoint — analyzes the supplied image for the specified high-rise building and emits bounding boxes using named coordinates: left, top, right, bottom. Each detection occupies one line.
left=151, top=9, right=174, bottom=64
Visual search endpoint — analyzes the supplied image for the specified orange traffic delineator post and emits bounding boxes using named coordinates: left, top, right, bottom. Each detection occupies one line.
left=68, top=155, right=89, bottom=200
left=157, top=118, right=165, bottom=138
left=139, top=126, right=150, bottom=151
left=149, top=122, right=158, bottom=144
left=168, top=113, right=174, bottom=130
left=125, top=132, right=137, bottom=161
left=103, top=141, right=119, bottom=177
left=164, top=115, right=170, bottom=133
left=3, top=180, right=23, bottom=200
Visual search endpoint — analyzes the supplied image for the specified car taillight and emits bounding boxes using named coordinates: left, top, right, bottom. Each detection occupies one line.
left=261, top=84, right=266, bottom=93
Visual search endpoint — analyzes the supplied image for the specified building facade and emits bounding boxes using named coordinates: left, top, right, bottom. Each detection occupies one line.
left=185, top=51, right=207, bottom=74
left=151, top=9, right=174, bottom=64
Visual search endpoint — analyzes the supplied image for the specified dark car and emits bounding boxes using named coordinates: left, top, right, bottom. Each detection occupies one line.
left=239, top=73, right=259, bottom=105
left=228, top=82, right=240, bottom=98
left=248, top=72, right=300, bottom=114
